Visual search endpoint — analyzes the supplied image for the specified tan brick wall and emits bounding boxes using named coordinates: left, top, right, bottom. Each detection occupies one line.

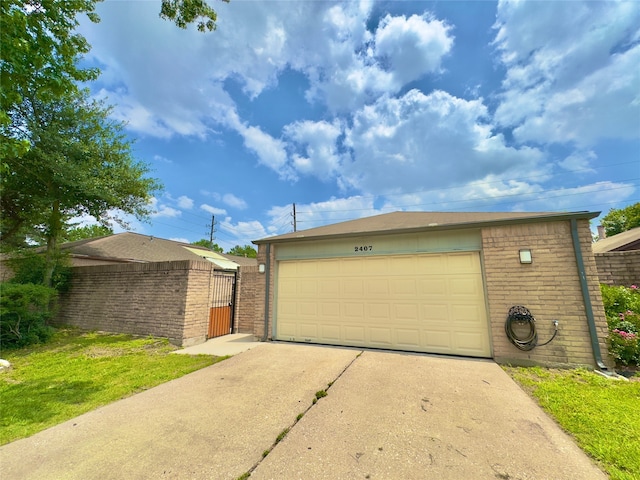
left=182, top=263, right=216, bottom=346
left=595, top=251, right=640, bottom=286
left=55, top=260, right=213, bottom=346
left=481, top=219, right=610, bottom=368
left=234, top=265, right=261, bottom=335
left=252, top=245, right=274, bottom=340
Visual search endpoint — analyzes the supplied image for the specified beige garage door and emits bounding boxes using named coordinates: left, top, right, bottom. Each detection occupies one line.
left=275, top=252, right=491, bottom=357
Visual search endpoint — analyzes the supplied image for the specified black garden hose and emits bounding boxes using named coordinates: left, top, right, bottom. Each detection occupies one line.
left=505, top=306, right=558, bottom=351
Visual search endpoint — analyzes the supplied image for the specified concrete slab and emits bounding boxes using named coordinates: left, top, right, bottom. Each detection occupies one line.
left=173, top=333, right=263, bottom=356
left=0, top=343, right=360, bottom=480
left=252, top=350, right=607, bottom=480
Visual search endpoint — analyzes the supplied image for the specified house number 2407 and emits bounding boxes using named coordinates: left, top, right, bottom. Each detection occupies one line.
left=354, top=245, right=373, bottom=252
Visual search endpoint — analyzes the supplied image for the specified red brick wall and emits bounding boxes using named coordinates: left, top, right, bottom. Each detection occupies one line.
left=481, top=219, right=610, bottom=367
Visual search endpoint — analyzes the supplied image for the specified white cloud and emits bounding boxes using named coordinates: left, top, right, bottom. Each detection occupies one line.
left=169, top=237, right=190, bottom=244
left=222, top=194, right=248, bottom=210
left=493, top=0, right=640, bottom=146
left=237, top=124, right=291, bottom=179
left=219, top=217, right=268, bottom=240
left=200, top=204, right=227, bottom=215
left=177, top=196, right=194, bottom=209
left=284, top=120, right=343, bottom=178
left=149, top=197, right=182, bottom=218
left=342, top=89, right=546, bottom=194
left=559, top=151, right=597, bottom=173
left=153, top=154, right=172, bottom=164
left=375, top=13, right=453, bottom=86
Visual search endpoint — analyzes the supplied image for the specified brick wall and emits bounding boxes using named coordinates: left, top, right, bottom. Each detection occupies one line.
left=55, top=260, right=214, bottom=346
left=481, top=219, right=610, bottom=368
left=595, top=251, right=640, bottom=286
left=252, top=245, right=275, bottom=340
left=234, top=265, right=261, bottom=335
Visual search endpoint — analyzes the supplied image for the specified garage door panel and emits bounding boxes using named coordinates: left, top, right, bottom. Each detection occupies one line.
left=321, top=302, right=340, bottom=318
left=345, top=326, right=366, bottom=342
left=321, top=324, right=341, bottom=341
left=276, top=252, right=491, bottom=357
left=419, top=279, right=447, bottom=295
left=343, top=302, right=365, bottom=319
left=394, top=303, right=419, bottom=321
left=299, top=279, right=318, bottom=295
left=396, top=329, right=421, bottom=347
left=390, top=278, right=418, bottom=295
left=298, top=323, right=318, bottom=338
left=299, top=302, right=317, bottom=316
left=370, top=327, right=393, bottom=345
left=423, top=330, right=453, bottom=349
left=449, top=276, right=481, bottom=295
left=367, top=303, right=390, bottom=320
left=366, top=278, right=390, bottom=296
left=319, top=279, right=339, bottom=296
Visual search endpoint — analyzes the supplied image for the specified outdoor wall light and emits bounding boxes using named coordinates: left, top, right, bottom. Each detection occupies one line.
left=258, top=263, right=266, bottom=273
left=519, top=249, right=532, bottom=264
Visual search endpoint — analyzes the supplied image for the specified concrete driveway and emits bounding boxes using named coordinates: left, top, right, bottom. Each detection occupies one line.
left=0, top=343, right=606, bottom=480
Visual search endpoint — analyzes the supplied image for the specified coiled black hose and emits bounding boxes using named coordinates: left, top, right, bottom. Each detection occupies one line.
left=505, top=306, right=558, bottom=351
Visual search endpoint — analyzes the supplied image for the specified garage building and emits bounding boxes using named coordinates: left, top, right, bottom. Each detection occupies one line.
left=252, top=211, right=611, bottom=369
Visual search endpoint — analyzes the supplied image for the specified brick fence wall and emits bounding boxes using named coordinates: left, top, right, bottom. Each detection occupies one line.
left=54, top=260, right=263, bottom=346
left=481, top=219, right=610, bottom=368
left=55, top=260, right=197, bottom=345
left=234, top=265, right=260, bottom=335
left=595, top=250, right=640, bottom=286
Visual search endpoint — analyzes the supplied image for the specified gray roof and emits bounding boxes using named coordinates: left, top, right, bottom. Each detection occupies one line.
left=592, top=227, right=640, bottom=253
left=254, top=211, right=599, bottom=244
left=58, top=232, right=255, bottom=269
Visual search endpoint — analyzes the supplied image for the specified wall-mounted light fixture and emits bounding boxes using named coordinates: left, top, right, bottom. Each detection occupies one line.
left=519, top=249, right=532, bottom=264
left=258, top=263, right=266, bottom=273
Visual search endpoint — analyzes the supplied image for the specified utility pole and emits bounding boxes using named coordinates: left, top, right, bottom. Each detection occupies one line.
left=292, top=203, right=297, bottom=232
left=207, top=215, right=216, bottom=243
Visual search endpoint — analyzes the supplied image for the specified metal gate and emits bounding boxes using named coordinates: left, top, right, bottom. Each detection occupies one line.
left=208, top=271, right=237, bottom=339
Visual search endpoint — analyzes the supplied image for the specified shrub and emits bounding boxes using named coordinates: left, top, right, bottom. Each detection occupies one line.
left=0, top=283, right=57, bottom=350
left=6, top=250, right=72, bottom=292
left=601, top=284, right=640, bottom=368
left=608, top=330, right=640, bottom=367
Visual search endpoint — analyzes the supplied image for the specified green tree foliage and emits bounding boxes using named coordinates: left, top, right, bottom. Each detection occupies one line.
left=1, top=87, right=161, bottom=286
left=63, top=224, right=113, bottom=242
left=191, top=239, right=224, bottom=252
left=5, top=249, right=72, bottom=292
left=227, top=244, right=257, bottom=258
left=160, top=0, right=228, bottom=32
left=0, top=282, right=57, bottom=350
left=0, top=0, right=101, bottom=160
left=601, top=203, right=640, bottom=237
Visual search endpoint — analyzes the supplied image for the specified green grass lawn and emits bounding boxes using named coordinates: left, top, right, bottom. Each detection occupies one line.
left=506, top=367, right=640, bottom=480
left=0, top=329, right=224, bottom=445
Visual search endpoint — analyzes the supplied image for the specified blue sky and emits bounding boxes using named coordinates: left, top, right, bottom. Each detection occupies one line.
left=78, top=0, right=640, bottom=250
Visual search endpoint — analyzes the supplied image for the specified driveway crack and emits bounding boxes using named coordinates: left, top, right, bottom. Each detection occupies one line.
left=236, top=349, right=364, bottom=480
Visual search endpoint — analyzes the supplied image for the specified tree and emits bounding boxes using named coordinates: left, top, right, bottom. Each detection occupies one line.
left=0, top=0, right=101, bottom=161
left=160, top=0, right=229, bottom=32
left=64, top=224, right=114, bottom=242
left=191, top=239, right=223, bottom=252
left=227, top=244, right=257, bottom=258
left=601, top=203, right=640, bottom=237
left=1, top=87, right=161, bottom=285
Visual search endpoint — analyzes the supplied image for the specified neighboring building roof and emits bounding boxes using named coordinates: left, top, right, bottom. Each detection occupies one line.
left=58, top=232, right=255, bottom=270
left=218, top=253, right=259, bottom=267
left=592, top=227, right=640, bottom=253
left=254, top=211, right=599, bottom=244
